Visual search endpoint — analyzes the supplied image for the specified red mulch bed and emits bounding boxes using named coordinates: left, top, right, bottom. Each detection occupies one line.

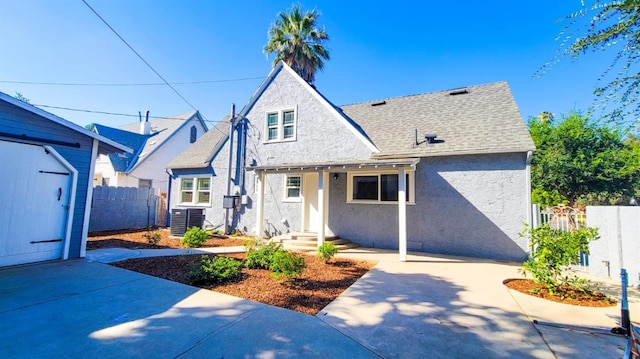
left=87, top=228, right=245, bottom=250
left=112, top=252, right=376, bottom=315
left=504, top=278, right=617, bottom=307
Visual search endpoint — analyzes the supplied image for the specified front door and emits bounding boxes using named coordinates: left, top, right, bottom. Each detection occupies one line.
left=302, top=172, right=319, bottom=232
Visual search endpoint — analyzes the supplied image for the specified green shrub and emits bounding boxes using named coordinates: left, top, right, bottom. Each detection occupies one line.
left=189, top=255, right=241, bottom=285
left=317, top=242, right=338, bottom=263
left=245, top=242, right=282, bottom=269
left=520, top=224, right=599, bottom=294
left=269, top=250, right=305, bottom=282
left=143, top=230, right=162, bottom=245
left=181, top=227, right=210, bottom=248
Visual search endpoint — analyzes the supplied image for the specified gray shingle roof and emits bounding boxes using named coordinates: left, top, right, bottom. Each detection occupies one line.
left=340, top=81, right=535, bottom=157
left=167, top=116, right=230, bottom=169
left=120, top=111, right=199, bottom=170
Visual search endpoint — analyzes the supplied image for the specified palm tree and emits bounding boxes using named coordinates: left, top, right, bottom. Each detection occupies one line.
left=264, top=4, right=330, bottom=84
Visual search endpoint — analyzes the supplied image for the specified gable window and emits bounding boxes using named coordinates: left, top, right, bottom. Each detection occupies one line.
left=348, top=172, right=415, bottom=204
left=283, top=174, right=302, bottom=202
left=265, top=109, right=296, bottom=142
left=190, top=126, right=197, bottom=143
left=139, top=179, right=152, bottom=188
left=179, top=177, right=211, bottom=205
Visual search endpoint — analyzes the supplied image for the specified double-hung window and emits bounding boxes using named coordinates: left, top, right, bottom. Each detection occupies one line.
left=348, top=172, right=415, bottom=203
left=265, top=109, right=296, bottom=142
left=180, top=177, right=211, bottom=205
left=283, top=174, right=302, bottom=202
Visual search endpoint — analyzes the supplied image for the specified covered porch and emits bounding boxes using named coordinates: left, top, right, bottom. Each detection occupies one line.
left=250, top=158, right=419, bottom=261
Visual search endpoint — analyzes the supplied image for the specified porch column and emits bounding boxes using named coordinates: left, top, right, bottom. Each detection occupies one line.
left=317, top=170, right=328, bottom=247
left=398, top=167, right=407, bottom=261
left=255, top=171, right=265, bottom=240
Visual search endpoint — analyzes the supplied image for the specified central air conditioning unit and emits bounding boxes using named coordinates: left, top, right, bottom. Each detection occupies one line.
left=170, top=208, right=205, bottom=236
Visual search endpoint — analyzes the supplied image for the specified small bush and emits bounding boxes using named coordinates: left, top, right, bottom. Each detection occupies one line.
left=181, top=227, right=210, bottom=248
left=270, top=250, right=305, bottom=282
left=245, top=242, right=282, bottom=269
left=143, top=230, right=162, bottom=245
left=189, top=255, right=241, bottom=285
left=520, top=224, right=599, bottom=294
left=317, top=242, right=338, bottom=263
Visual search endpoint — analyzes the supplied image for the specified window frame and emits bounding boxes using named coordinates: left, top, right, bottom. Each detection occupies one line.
left=178, top=176, right=212, bottom=206
left=138, top=179, right=153, bottom=188
left=347, top=171, right=415, bottom=204
left=282, top=174, right=302, bottom=202
left=264, top=108, right=297, bottom=143
left=190, top=125, right=197, bottom=143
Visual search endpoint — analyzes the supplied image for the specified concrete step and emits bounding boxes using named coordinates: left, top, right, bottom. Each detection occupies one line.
left=278, top=234, right=359, bottom=252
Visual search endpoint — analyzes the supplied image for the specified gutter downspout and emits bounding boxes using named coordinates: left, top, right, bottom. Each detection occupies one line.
left=525, top=150, right=533, bottom=228
left=224, top=104, right=236, bottom=234
left=165, top=169, right=173, bottom=226
left=239, top=117, right=248, bottom=195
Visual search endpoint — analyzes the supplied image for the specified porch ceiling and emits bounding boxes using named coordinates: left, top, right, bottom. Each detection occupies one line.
left=248, top=158, right=420, bottom=173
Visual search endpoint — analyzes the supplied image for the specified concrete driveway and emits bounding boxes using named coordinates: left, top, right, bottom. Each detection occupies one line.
left=1, top=250, right=635, bottom=358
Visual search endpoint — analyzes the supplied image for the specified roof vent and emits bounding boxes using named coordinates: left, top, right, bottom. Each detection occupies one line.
left=448, top=89, right=468, bottom=96
left=371, top=100, right=386, bottom=107
left=415, top=129, right=444, bottom=146
left=424, top=134, right=438, bottom=144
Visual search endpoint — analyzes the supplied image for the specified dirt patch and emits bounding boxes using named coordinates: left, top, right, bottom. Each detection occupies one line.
left=87, top=228, right=245, bottom=250
left=112, top=252, right=376, bottom=315
left=504, top=278, right=617, bottom=307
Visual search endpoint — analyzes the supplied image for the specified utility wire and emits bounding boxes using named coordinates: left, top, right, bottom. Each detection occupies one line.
left=34, top=103, right=224, bottom=125
left=0, top=77, right=263, bottom=87
left=34, top=103, right=231, bottom=138
left=81, top=0, right=198, bottom=112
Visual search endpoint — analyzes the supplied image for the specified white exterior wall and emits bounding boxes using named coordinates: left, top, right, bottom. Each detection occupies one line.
left=587, top=206, right=640, bottom=288
left=95, top=119, right=206, bottom=193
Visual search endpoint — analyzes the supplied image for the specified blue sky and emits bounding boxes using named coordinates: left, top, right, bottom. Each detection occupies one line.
left=0, top=1, right=605, bottom=128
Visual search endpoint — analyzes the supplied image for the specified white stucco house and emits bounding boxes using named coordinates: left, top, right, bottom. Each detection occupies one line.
left=93, top=111, right=207, bottom=194
left=167, top=62, right=535, bottom=261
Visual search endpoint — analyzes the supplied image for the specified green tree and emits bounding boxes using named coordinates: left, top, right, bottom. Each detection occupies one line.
left=264, top=4, right=330, bottom=84
left=529, top=112, right=640, bottom=206
left=549, top=1, right=640, bottom=123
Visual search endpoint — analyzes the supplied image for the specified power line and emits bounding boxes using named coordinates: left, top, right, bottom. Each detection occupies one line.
left=0, top=77, right=263, bottom=87
left=81, top=0, right=198, bottom=112
left=34, top=103, right=221, bottom=124
left=34, top=103, right=231, bottom=136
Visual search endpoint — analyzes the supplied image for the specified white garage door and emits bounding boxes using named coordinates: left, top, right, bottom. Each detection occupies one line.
left=0, top=140, right=72, bottom=266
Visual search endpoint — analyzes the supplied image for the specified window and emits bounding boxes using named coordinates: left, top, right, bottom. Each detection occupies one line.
left=190, top=126, right=197, bottom=143
left=180, top=177, right=211, bottom=205
left=265, top=109, right=296, bottom=142
left=348, top=172, right=414, bottom=203
left=139, top=179, right=152, bottom=188
left=283, top=175, right=302, bottom=201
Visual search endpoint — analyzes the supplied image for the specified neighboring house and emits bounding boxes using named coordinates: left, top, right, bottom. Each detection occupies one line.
left=0, top=91, right=130, bottom=267
left=93, top=111, right=207, bottom=193
left=168, top=62, right=535, bottom=261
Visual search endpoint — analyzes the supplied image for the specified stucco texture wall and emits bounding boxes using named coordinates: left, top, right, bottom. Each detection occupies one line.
left=243, top=66, right=374, bottom=167
left=587, top=206, right=640, bottom=287
left=329, top=153, right=530, bottom=261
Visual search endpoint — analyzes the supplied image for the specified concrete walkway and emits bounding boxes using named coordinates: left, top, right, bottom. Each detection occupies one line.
left=1, top=247, right=637, bottom=358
